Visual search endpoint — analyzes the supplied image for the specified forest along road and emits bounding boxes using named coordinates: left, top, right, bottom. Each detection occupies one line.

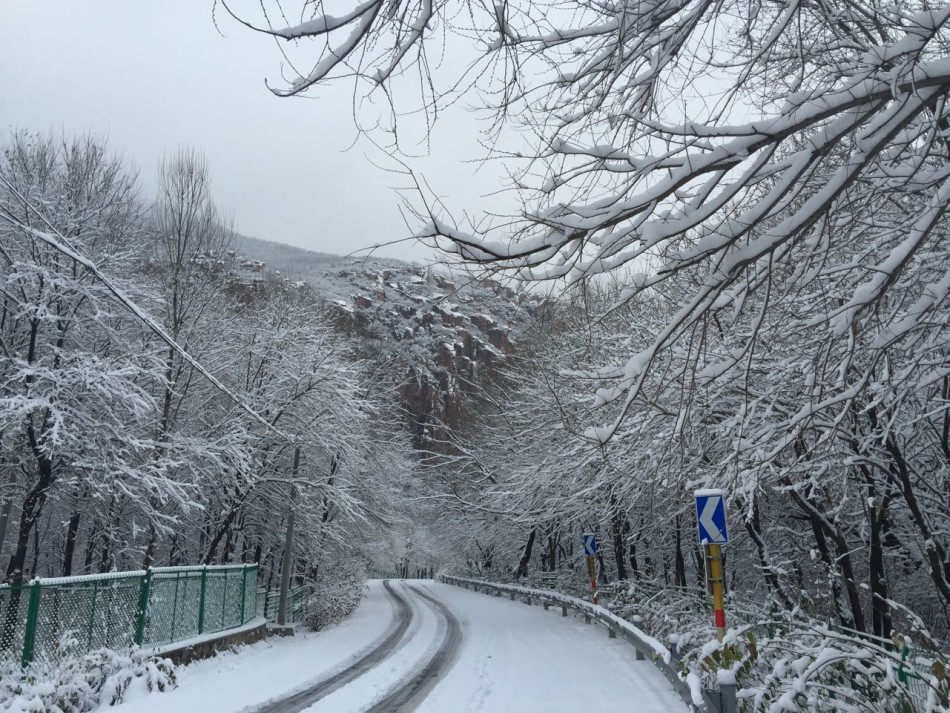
left=113, top=580, right=689, bottom=713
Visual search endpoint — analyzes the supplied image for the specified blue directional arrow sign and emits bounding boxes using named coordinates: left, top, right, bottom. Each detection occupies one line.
left=582, top=533, right=598, bottom=556
left=695, top=490, right=728, bottom=545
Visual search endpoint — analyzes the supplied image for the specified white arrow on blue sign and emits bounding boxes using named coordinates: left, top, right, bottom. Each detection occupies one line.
left=695, top=489, right=728, bottom=545
left=582, top=533, right=598, bottom=556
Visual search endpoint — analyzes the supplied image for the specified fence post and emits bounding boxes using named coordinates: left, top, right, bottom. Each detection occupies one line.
left=221, top=568, right=228, bottom=628
left=134, top=568, right=153, bottom=646
left=20, top=580, right=42, bottom=667
left=86, top=579, right=100, bottom=650
left=197, top=565, right=208, bottom=634
left=240, top=566, right=249, bottom=623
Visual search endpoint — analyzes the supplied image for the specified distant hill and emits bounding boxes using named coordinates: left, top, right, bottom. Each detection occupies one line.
left=233, top=234, right=544, bottom=449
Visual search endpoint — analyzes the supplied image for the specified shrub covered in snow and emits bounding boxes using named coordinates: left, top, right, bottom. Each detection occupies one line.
left=714, top=625, right=949, bottom=713
left=303, top=560, right=367, bottom=631
left=597, top=579, right=950, bottom=712
left=0, top=642, right=176, bottom=713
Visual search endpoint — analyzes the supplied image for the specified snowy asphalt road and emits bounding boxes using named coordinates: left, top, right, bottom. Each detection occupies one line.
left=113, top=580, right=688, bottom=713
left=364, top=584, right=463, bottom=713
left=251, top=580, right=417, bottom=713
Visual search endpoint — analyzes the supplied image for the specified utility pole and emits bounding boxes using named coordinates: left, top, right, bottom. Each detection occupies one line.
left=277, top=446, right=301, bottom=626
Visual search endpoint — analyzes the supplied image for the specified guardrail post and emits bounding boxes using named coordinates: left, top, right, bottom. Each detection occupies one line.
left=20, top=580, right=42, bottom=667
left=561, top=604, right=568, bottom=617
left=197, top=565, right=208, bottom=634
left=636, top=648, right=645, bottom=661
left=719, top=683, right=738, bottom=713
left=584, top=613, right=592, bottom=624
left=543, top=601, right=549, bottom=610
left=134, top=568, right=153, bottom=645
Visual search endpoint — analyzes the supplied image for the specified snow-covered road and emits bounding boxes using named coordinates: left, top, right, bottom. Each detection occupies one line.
left=113, top=580, right=689, bottom=713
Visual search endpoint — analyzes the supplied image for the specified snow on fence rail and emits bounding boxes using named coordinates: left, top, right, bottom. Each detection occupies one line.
left=0, top=563, right=258, bottom=667
left=441, top=574, right=716, bottom=713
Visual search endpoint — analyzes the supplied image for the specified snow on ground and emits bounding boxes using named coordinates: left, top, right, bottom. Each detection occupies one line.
left=111, top=580, right=394, bottom=713
left=112, top=580, right=689, bottom=713
left=415, top=583, right=688, bottom=713
left=304, top=583, right=440, bottom=712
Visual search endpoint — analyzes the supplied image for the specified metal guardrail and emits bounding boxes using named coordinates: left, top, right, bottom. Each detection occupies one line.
left=441, top=574, right=714, bottom=713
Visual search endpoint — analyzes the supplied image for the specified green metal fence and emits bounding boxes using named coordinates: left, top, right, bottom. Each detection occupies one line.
left=0, top=564, right=258, bottom=667
left=257, top=584, right=306, bottom=624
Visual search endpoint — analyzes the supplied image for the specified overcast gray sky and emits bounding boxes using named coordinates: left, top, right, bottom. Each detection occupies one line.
left=0, top=1, right=509, bottom=262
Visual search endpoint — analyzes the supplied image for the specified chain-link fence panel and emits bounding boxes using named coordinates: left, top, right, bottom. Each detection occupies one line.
left=0, top=564, right=259, bottom=668
left=33, top=573, right=142, bottom=667
left=242, top=569, right=257, bottom=623
left=0, top=585, right=28, bottom=666
left=256, top=584, right=307, bottom=624
left=144, top=568, right=204, bottom=648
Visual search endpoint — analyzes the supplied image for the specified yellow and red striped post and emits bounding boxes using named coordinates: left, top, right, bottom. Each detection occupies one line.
left=582, top=533, right=599, bottom=605
left=586, top=555, right=599, bottom=605
left=695, top=489, right=729, bottom=642
left=707, top=543, right=726, bottom=641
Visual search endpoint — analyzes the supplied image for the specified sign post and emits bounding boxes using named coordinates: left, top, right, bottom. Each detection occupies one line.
left=695, top=489, right=728, bottom=641
left=582, top=533, right=599, bottom=605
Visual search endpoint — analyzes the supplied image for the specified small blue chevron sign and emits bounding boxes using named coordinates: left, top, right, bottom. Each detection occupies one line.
left=695, top=489, right=728, bottom=545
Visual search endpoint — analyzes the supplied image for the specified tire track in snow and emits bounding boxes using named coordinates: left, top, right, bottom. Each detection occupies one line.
left=364, top=584, right=463, bottom=713
left=251, top=580, right=413, bottom=713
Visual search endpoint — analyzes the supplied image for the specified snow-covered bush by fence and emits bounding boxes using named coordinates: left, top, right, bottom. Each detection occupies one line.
left=302, top=562, right=367, bottom=632
left=0, top=641, right=175, bottom=713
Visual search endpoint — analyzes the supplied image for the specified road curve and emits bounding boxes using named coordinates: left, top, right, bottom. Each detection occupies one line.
left=364, top=584, right=464, bottom=713
left=252, top=580, right=413, bottom=713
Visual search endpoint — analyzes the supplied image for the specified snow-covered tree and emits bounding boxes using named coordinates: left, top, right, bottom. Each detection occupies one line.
left=0, top=133, right=193, bottom=583
left=233, top=0, right=950, bottom=634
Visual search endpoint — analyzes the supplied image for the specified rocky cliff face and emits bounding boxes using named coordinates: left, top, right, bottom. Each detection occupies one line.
left=233, top=235, right=542, bottom=450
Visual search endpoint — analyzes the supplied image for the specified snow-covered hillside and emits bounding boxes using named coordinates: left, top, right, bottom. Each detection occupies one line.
left=234, top=234, right=546, bottom=447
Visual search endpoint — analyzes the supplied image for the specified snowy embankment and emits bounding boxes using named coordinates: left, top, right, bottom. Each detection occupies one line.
left=110, top=580, right=395, bottom=713
left=105, top=579, right=690, bottom=713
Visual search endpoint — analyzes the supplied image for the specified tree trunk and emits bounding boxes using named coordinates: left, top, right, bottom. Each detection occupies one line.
left=514, top=528, right=536, bottom=578
left=83, top=522, right=99, bottom=574
left=628, top=528, right=639, bottom=578
left=788, top=484, right=866, bottom=632
left=62, top=511, right=81, bottom=577
left=741, top=494, right=794, bottom=609
left=5, top=470, right=51, bottom=584
left=0, top=471, right=16, bottom=559
left=596, top=550, right=609, bottom=585
left=868, top=494, right=892, bottom=637
left=674, top=515, right=687, bottom=587
left=611, top=509, right=628, bottom=581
